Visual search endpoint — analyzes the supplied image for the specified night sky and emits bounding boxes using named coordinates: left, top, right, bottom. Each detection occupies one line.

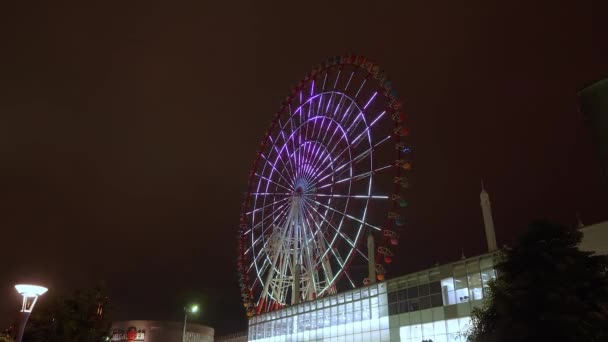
left=0, top=1, right=606, bottom=336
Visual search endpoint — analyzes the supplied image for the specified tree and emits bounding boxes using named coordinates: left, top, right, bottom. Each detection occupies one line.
left=23, top=285, right=111, bottom=342
left=0, top=333, right=14, bottom=342
left=467, top=221, right=608, bottom=342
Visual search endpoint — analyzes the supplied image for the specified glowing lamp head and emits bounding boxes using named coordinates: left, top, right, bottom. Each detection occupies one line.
left=190, top=304, right=199, bottom=313
left=15, top=284, right=48, bottom=297
left=15, top=284, right=47, bottom=313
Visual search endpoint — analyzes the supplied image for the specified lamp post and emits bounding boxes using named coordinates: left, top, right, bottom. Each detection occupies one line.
left=14, top=284, right=48, bottom=342
left=182, top=304, right=199, bottom=342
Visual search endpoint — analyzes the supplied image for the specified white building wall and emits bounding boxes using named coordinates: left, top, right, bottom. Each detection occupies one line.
left=579, top=221, right=608, bottom=255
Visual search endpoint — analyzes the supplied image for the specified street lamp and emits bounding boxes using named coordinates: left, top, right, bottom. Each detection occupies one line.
left=182, top=304, right=199, bottom=342
left=14, top=284, right=48, bottom=342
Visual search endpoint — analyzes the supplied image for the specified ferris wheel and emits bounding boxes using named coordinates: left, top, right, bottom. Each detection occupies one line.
left=237, top=56, right=412, bottom=316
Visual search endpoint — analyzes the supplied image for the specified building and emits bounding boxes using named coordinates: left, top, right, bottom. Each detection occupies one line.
left=579, top=220, right=608, bottom=255
left=244, top=186, right=608, bottom=342
left=248, top=251, right=499, bottom=342
left=579, top=77, right=608, bottom=180
left=110, top=320, right=214, bottom=342
left=216, top=331, right=248, bottom=342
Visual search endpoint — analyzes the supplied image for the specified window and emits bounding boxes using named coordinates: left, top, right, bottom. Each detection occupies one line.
left=407, top=286, right=419, bottom=299
left=430, top=281, right=442, bottom=294
left=441, top=278, right=456, bottom=305
left=481, top=268, right=497, bottom=296
left=454, top=276, right=469, bottom=303
left=408, top=298, right=420, bottom=311
left=468, top=272, right=483, bottom=301
left=431, top=293, right=443, bottom=307
left=388, top=302, right=398, bottom=315
left=419, top=283, right=430, bottom=296
left=398, top=301, right=408, bottom=314
left=419, top=296, right=431, bottom=310
left=388, top=291, right=398, bottom=303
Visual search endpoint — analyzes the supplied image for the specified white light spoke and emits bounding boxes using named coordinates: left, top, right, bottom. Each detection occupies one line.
left=302, top=201, right=369, bottom=262
left=254, top=173, right=293, bottom=192
left=267, top=133, right=297, bottom=184
left=306, top=198, right=381, bottom=231
left=246, top=196, right=291, bottom=215
left=258, top=153, right=296, bottom=187
left=314, top=194, right=389, bottom=199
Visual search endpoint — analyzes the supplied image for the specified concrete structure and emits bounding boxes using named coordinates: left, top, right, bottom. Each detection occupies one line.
left=110, top=320, right=213, bottom=342
left=480, top=182, right=497, bottom=252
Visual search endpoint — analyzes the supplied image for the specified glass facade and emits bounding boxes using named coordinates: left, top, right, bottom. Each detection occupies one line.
left=248, top=252, right=499, bottom=342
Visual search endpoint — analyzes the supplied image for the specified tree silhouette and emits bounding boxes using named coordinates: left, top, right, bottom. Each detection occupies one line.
left=24, top=285, right=111, bottom=342
left=467, top=221, right=608, bottom=342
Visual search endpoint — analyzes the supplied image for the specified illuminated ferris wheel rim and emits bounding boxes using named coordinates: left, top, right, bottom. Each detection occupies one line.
left=238, top=55, right=410, bottom=316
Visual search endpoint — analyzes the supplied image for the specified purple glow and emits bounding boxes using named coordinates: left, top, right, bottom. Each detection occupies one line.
left=363, top=92, right=378, bottom=110
left=333, top=70, right=341, bottom=89
left=344, top=71, right=354, bottom=91
left=354, top=79, right=366, bottom=98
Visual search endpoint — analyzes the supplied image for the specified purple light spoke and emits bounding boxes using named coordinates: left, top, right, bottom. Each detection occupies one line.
left=332, top=92, right=348, bottom=117
left=281, top=115, right=349, bottom=187
left=333, top=69, right=341, bottom=89
left=306, top=141, right=331, bottom=181
left=312, top=111, right=388, bottom=183
left=343, top=71, right=354, bottom=91
left=284, top=105, right=303, bottom=181
left=346, top=112, right=364, bottom=134
left=321, top=72, right=328, bottom=91
left=363, top=91, right=378, bottom=110
left=307, top=117, right=330, bottom=174
left=349, top=110, right=386, bottom=146
left=325, top=90, right=338, bottom=114
left=267, top=124, right=297, bottom=184
left=316, top=89, right=326, bottom=115
left=273, top=117, right=298, bottom=175
left=307, top=113, right=349, bottom=177
left=338, top=101, right=357, bottom=126
left=354, top=79, right=367, bottom=98
left=304, top=116, right=351, bottom=183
